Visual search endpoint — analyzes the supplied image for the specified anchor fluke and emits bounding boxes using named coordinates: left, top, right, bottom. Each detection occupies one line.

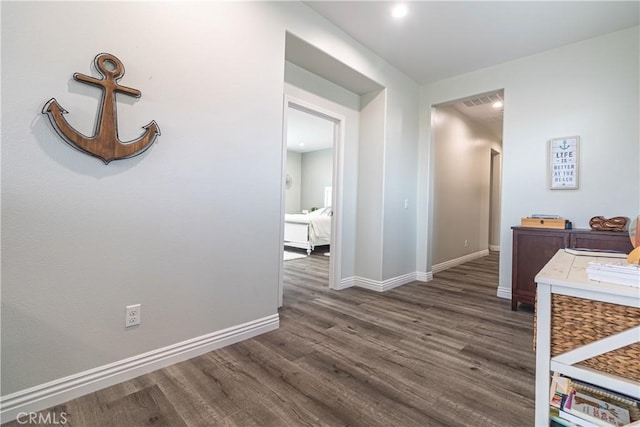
left=111, top=120, right=161, bottom=164
left=43, top=97, right=98, bottom=158
left=143, top=120, right=161, bottom=136
left=43, top=98, right=68, bottom=115
left=42, top=53, right=160, bottom=164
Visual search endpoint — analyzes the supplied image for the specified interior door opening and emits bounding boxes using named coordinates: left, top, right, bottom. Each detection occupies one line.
left=278, top=96, right=345, bottom=307
left=430, top=90, right=503, bottom=284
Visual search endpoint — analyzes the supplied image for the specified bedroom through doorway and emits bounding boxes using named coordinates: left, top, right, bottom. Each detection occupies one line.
left=279, top=98, right=344, bottom=307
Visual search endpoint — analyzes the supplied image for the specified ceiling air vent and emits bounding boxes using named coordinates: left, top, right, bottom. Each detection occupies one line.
left=463, top=93, right=503, bottom=108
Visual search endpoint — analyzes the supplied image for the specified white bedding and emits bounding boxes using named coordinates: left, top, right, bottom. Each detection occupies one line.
left=284, top=213, right=314, bottom=224
left=284, top=209, right=331, bottom=253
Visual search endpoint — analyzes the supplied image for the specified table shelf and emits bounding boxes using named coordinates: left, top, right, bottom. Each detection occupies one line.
left=534, top=250, right=640, bottom=426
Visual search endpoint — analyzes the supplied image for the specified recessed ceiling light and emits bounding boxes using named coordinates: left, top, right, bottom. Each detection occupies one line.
left=391, top=4, right=408, bottom=19
left=492, top=101, right=503, bottom=109
left=299, top=143, right=304, bottom=147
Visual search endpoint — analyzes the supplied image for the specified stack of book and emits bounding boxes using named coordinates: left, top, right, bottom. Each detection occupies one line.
left=587, top=261, right=640, bottom=288
left=549, top=373, right=640, bottom=427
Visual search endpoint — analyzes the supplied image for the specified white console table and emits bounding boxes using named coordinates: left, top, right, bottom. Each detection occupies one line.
left=534, top=250, right=640, bottom=426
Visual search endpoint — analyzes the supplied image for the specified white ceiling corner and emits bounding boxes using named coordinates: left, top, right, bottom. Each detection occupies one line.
left=300, top=2, right=638, bottom=140
left=304, top=1, right=640, bottom=85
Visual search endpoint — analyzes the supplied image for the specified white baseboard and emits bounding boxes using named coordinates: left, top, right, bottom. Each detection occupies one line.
left=496, top=286, right=511, bottom=300
left=415, top=271, right=433, bottom=282
left=0, top=314, right=279, bottom=422
left=489, top=245, right=500, bottom=252
left=432, top=249, right=490, bottom=274
left=337, top=277, right=355, bottom=289
left=341, top=272, right=421, bottom=292
left=340, top=271, right=431, bottom=290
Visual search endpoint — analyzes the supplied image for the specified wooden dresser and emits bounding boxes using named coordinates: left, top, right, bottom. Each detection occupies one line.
left=511, top=227, right=633, bottom=310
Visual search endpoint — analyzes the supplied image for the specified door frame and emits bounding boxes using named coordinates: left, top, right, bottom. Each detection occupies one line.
left=279, top=95, right=345, bottom=306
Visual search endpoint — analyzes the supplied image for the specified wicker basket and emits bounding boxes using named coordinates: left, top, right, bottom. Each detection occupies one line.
left=542, top=294, right=640, bottom=381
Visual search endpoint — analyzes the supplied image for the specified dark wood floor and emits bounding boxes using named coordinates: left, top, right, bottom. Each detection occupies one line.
left=3, top=250, right=536, bottom=426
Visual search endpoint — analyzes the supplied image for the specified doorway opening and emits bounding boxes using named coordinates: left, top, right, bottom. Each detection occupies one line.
left=278, top=96, right=345, bottom=307
left=431, top=90, right=504, bottom=282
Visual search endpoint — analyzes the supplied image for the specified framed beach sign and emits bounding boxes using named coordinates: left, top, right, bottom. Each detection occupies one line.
left=549, top=136, right=579, bottom=190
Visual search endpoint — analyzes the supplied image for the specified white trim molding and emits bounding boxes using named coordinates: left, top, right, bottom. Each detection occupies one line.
left=496, top=286, right=511, bottom=300
left=432, top=249, right=489, bottom=274
left=0, top=314, right=279, bottom=422
left=279, top=94, right=347, bottom=306
left=341, top=272, right=425, bottom=292
left=337, top=277, right=355, bottom=289
left=489, top=245, right=500, bottom=252
left=415, top=271, right=432, bottom=282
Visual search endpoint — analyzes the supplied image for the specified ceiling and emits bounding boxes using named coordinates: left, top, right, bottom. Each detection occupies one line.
left=305, top=1, right=639, bottom=85
left=288, top=1, right=638, bottom=144
left=286, top=107, right=335, bottom=153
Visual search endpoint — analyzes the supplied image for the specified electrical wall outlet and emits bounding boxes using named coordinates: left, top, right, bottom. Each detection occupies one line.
left=125, top=304, right=141, bottom=328
left=464, top=240, right=468, bottom=248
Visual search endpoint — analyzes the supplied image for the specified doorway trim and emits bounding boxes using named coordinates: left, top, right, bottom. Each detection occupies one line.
left=279, top=95, right=345, bottom=306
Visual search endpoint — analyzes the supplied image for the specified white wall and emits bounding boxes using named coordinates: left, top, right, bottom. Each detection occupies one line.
left=418, top=27, right=640, bottom=296
left=432, top=106, right=500, bottom=265
left=1, top=1, right=421, bottom=404
left=355, top=90, right=387, bottom=280
left=284, top=61, right=360, bottom=112
left=355, top=84, right=421, bottom=283
left=301, top=149, right=333, bottom=210
left=1, top=1, right=286, bottom=396
left=285, top=151, right=302, bottom=213
left=381, top=85, right=421, bottom=281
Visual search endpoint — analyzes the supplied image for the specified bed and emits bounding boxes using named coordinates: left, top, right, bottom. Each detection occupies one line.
left=284, top=207, right=332, bottom=255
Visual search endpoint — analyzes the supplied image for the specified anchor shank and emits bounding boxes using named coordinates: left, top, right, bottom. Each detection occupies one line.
left=96, top=85, right=119, bottom=158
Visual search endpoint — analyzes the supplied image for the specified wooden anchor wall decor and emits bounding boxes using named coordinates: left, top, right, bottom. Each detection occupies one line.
left=43, top=53, right=161, bottom=164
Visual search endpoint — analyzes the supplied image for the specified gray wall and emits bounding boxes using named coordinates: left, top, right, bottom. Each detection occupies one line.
left=1, top=1, right=421, bottom=397
left=381, top=90, right=421, bottom=281
left=285, top=151, right=302, bottom=213
left=355, top=91, right=387, bottom=280
left=286, top=148, right=334, bottom=213
left=301, top=148, right=333, bottom=210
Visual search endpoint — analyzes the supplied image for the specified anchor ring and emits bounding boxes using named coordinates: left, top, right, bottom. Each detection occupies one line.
left=95, top=53, right=125, bottom=80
